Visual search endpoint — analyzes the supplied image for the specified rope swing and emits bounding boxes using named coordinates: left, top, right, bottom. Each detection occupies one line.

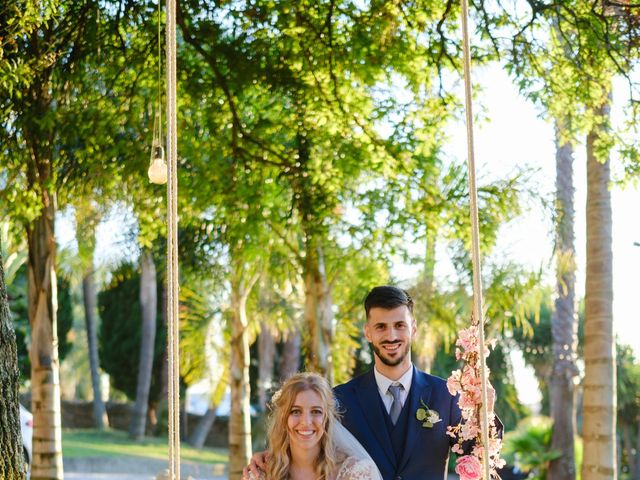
left=165, top=0, right=181, bottom=478
left=459, top=0, right=493, bottom=478
left=157, top=1, right=495, bottom=479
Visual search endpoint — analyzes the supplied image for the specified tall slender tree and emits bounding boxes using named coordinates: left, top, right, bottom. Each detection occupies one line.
left=582, top=97, right=616, bottom=480
left=228, top=259, right=260, bottom=480
left=548, top=124, right=579, bottom=480
left=129, top=249, right=158, bottom=440
left=75, top=202, right=108, bottom=429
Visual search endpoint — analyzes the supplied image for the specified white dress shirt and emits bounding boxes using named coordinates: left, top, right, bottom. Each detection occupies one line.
left=373, top=365, right=413, bottom=414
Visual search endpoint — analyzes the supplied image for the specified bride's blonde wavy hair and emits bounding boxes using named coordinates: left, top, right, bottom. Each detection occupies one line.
left=265, top=372, right=338, bottom=480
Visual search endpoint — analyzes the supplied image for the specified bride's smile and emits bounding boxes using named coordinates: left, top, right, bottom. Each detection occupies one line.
left=287, top=390, right=326, bottom=450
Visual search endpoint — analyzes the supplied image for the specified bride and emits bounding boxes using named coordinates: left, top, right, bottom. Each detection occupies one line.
left=245, top=372, right=382, bottom=480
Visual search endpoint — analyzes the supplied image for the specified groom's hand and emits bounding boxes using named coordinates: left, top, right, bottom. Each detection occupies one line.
left=241, top=450, right=268, bottom=480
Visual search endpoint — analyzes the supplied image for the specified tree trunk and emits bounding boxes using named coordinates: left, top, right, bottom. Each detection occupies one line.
left=129, top=250, right=158, bottom=440
left=414, top=226, right=437, bottom=372
left=0, top=242, right=27, bottom=479
left=189, top=407, right=218, bottom=449
left=582, top=99, right=616, bottom=480
left=27, top=200, right=64, bottom=480
left=548, top=125, right=579, bottom=480
left=228, top=262, right=258, bottom=480
left=82, top=270, right=109, bottom=429
left=76, top=202, right=108, bottom=429
left=257, top=322, right=275, bottom=410
left=280, top=329, right=301, bottom=381
left=303, top=241, right=334, bottom=381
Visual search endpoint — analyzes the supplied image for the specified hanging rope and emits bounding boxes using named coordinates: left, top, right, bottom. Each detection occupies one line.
left=460, top=1, right=491, bottom=479
left=165, top=0, right=180, bottom=478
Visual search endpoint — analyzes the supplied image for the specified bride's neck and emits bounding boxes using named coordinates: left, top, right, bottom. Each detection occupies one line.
left=289, top=445, right=321, bottom=480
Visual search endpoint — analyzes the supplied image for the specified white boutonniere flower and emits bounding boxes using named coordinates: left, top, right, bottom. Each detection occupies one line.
left=415, top=399, right=442, bottom=428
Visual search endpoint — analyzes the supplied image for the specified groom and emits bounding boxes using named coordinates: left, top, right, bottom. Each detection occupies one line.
left=334, top=285, right=464, bottom=480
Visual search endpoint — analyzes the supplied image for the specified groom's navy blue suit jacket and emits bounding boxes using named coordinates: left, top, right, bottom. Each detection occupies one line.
left=334, top=366, right=461, bottom=480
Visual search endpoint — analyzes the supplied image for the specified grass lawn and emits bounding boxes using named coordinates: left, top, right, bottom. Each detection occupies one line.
left=62, top=429, right=228, bottom=465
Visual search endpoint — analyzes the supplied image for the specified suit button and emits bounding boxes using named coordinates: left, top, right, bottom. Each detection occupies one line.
left=395, top=477, right=402, bottom=480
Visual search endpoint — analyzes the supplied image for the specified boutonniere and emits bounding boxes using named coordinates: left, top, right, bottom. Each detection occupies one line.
left=416, top=399, right=441, bottom=428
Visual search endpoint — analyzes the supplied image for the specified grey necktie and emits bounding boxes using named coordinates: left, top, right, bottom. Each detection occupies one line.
left=388, top=383, right=404, bottom=425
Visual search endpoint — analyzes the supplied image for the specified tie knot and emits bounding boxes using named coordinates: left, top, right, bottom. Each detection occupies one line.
left=388, top=383, right=403, bottom=399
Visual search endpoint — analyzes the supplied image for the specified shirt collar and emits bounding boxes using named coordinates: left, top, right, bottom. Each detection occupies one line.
left=374, top=364, right=413, bottom=394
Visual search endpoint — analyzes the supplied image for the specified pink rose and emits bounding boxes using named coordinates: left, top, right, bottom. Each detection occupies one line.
left=455, top=455, right=483, bottom=480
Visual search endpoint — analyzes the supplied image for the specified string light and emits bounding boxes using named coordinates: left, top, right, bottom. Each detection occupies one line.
left=148, top=0, right=167, bottom=185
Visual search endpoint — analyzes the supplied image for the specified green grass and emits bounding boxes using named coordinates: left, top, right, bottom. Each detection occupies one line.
left=62, top=429, right=228, bottom=465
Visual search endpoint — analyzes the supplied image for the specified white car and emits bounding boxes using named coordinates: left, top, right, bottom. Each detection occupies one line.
left=19, top=404, right=33, bottom=470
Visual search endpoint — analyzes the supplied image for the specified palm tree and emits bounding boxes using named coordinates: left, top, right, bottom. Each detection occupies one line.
left=75, top=202, right=109, bottom=429
left=27, top=192, right=64, bottom=479
left=129, top=250, right=158, bottom=440
left=548, top=124, right=579, bottom=480
left=228, top=258, right=260, bottom=480
left=582, top=98, right=616, bottom=480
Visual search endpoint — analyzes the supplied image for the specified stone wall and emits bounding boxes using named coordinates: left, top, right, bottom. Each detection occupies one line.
left=22, top=395, right=231, bottom=448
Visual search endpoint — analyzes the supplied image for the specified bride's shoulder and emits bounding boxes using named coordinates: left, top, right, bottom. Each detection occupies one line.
left=335, top=456, right=379, bottom=480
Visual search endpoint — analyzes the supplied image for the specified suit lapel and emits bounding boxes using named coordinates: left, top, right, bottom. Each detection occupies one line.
left=355, top=370, right=397, bottom=467
left=398, top=367, right=432, bottom=472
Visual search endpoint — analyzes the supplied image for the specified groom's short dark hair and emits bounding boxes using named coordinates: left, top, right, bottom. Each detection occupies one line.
left=364, top=286, right=414, bottom=318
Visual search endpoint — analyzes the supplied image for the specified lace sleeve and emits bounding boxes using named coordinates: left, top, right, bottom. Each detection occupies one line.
left=246, top=470, right=265, bottom=480
left=336, top=456, right=381, bottom=480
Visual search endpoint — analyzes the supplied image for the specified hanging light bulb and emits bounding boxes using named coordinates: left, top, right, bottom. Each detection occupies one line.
left=148, top=2, right=166, bottom=186
left=148, top=142, right=167, bottom=184
left=148, top=101, right=167, bottom=184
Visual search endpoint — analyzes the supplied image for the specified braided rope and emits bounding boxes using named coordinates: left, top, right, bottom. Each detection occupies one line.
left=460, top=1, right=491, bottom=478
left=166, top=0, right=180, bottom=478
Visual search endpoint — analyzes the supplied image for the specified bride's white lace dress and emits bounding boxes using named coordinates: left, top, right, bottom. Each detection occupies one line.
left=333, top=422, right=382, bottom=480
left=334, top=454, right=380, bottom=480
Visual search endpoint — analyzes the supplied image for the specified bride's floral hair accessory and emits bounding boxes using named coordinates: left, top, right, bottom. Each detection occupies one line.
left=446, top=322, right=505, bottom=479
left=415, top=399, right=441, bottom=428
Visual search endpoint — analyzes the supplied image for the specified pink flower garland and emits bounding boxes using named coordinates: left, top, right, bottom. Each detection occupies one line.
left=446, top=325, right=505, bottom=479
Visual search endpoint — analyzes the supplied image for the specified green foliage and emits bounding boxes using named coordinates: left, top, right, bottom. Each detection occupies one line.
left=97, top=263, right=166, bottom=402
left=0, top=222, right=27, bottom=285
left=56, top=274, right=74, bottom=361
left=331, top=253, right=390, bottom=384
left=0, top=1, right=57, bottom=113
left=616, top=343, right=640, bottom=478
left=501, top=0, right=640, bottom=179
left=501, top=416, right=562, bottom=480
left=486, top=344, right=531, bottom=431
left=179, top=278, right=229, bottom=390
left=510, top=293, right=585, bottom=416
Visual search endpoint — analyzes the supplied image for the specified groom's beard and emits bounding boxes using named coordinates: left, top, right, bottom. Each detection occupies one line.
left=371, top=341, right=411, bottom=367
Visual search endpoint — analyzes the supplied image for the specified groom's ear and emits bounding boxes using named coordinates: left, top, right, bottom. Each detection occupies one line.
left=363, top=321, right=372, bottom=342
